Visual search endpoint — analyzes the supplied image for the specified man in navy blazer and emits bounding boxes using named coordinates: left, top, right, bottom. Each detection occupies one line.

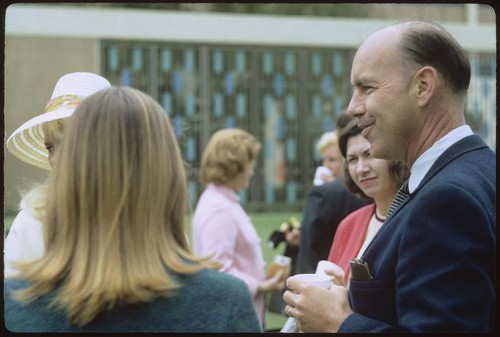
left=283, top=20, right=495, bottom=332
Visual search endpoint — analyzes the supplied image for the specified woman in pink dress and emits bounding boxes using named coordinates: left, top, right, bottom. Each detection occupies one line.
left=191, top=128, right=285, bottom=328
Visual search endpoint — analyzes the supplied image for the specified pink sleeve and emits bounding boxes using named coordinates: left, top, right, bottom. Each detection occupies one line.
left=193, top=206, right=261, bottom=296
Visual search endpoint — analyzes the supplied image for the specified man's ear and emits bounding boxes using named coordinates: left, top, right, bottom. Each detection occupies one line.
left=412, top=66, right=437, bottom=108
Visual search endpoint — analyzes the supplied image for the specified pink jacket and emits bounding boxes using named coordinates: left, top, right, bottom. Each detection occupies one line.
left=328, top=204, right=376, bottom=284
left=192, top=183, right=266, bottom=324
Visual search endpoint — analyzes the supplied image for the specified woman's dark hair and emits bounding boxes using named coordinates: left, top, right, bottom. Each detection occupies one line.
left=339, top=119, right=410, bottom=199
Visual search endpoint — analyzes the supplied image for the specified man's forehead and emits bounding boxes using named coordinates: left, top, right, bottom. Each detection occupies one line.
left=352, top=28, right=403, bottom=73
left=359, top=26, right=401, bottom=55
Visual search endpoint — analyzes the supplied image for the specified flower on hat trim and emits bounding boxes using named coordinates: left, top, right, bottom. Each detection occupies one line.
left=45, top=94, right=84, bottom=113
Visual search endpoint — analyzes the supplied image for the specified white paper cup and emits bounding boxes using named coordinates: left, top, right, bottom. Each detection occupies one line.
left=313, top=166, right=333, bottom=185
left=282, top=273, right=332, bottom=333
left=315, top=260, right=345, bottom=278
left=291, top=273, right=331, bottom=289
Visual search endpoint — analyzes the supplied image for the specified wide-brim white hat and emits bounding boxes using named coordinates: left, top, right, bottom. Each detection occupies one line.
left=6, top=72, right=111, bottom=170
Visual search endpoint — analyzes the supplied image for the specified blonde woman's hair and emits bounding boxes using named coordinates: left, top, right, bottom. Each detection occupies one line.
left=316, top=131, right=338, bottom=155
left=13, top=86, right=214, bottom=326
left=199, top=128, right=261, bottom=185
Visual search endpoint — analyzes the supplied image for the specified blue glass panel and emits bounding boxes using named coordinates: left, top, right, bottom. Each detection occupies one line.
left=225, top=115, right=235, bottom=128
left=482, top=79, right=490, bottom=96
left=335, top=97, right=344, bottom=115
left=285, top=52, right=295, bottom=76
left=162, top=92, right=172, bottom=115
left=186, top=136, right=196, bottom=161
left=185, top=49, right=195, bottom=72
left=266, top=184, right=274, bottom=204
left=264, top=140, right=273, bottom=159
left=263, top=52, right=273, bottom=75
left=108, top=46, right=119, bottom=71
left=188, top=181, right=197, bottom=206
left=276, top=115, right=285, bottom=140
left=174, top=115, right=183, bottom=138
left=322, top=74, right=332, bottom=97
left=474, top=99, right=480, bottom=116
left=323, top=117, right=334, bottom=133
left=470, top=56, right=479, bottom=76
left=313, top=139, right=321, bottom=161
left=161, top=48, right=171, bottom=72
left=312, top=53, right=321, bottom=76
left=225, top=72, right=234, bottom=95
left=213, top=50, right=223, bottom=74
left=236, top=93, right=246, bottom=118
left=313, top=95, right=322, bottom=119
left=132, top=47, right=143, bottom=72
left=264, top=94, right=273, bottom=115
left=121, top=69, right=131, bottom=86
left=274, top=73, right=284, bottom=97
left=286, top=137, right=296, bottom=162
left=174, top=71, right=183, bottom=94
left=334, top=53, right=343, bottom=77
left=287, top=182, right=297, bottom=204
left=286, top=95, right=296, bottom=119
left=490, top=60, right=496, bottom=75
left=236, top=51, right=246, bottom=72
left=186, top=94, right=195, bottom=116
left=214, top=93, right=223, bottom=118
left=239, top=189, right=248, bottom=204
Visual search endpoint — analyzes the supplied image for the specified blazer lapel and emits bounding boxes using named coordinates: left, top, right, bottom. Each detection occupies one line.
left=412, top=134, right=488, bottom=195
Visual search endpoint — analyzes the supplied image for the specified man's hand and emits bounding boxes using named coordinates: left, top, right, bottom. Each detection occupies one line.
left=283, top=276, right=353, bottom=332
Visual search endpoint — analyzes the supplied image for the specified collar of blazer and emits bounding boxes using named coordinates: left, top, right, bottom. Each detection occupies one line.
left=360, top=135, right=488, bottom=261
left=388, top=134, right=487, bottom=222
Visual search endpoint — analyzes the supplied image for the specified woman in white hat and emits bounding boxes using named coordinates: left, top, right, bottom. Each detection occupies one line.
left=4, top=72, right=111, bottom=277
left=4, top=86, right=262, bottom=332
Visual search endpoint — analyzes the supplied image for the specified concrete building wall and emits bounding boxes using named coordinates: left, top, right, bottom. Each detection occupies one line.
left=4, top=36, right=100, bottom=211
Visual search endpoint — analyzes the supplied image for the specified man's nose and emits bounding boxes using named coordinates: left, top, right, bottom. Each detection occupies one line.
left=346, top=93, right=364, bottom=118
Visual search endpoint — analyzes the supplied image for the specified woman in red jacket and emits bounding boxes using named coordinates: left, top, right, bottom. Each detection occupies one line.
left=327, top=120, right=409, bottom=286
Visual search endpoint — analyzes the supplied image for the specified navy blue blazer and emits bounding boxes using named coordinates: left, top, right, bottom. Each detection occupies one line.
left=340, top=134, right=495, bottom=332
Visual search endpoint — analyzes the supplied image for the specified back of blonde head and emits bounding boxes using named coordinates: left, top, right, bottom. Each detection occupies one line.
left=200, top=128, right=261, bottom=185
left=14, top=87, right=211, bottom=326
left=316, top=131, right=338, bottom=154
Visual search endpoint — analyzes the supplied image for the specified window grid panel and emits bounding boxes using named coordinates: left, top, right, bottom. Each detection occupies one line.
left=101, top=41, right=496, bottom=210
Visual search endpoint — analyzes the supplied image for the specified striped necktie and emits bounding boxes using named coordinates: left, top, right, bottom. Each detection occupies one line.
left=386, top=180, right=409, bottom=219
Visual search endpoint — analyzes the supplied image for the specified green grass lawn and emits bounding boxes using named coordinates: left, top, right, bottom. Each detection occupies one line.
left=4, top=211, right=301, bottom=331
left=235, top=212, right=302, bottom=331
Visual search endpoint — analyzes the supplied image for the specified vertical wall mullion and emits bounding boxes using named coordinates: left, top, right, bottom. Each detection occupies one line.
left=297, top=48, right=309, bottom=200
left=149, top=44, right=158, bottom=100
left=199, top=45, right=210, bottom=148
left=249, top=47, right=262, bottom=207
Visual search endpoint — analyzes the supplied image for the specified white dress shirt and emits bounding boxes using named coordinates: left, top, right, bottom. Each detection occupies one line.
left=408, top=125, right=473, bottom=193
